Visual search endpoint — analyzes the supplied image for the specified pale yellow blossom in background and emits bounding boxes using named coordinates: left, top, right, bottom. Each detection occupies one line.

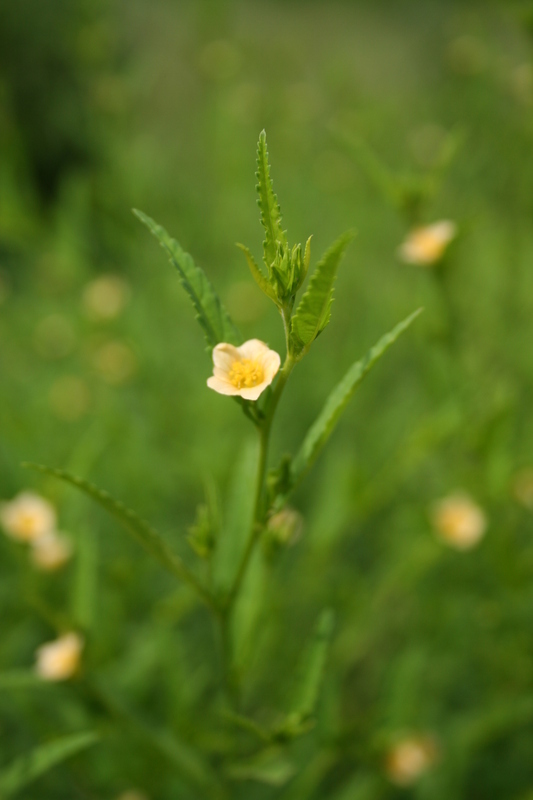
left=0, top=492, right=56, bottom=542
left=83, top=274, right=131, bottom=321
left=35, top=632, right=84, bottom=681
left=385, top=736, right=438, bottom=786
left=398, top=220, right=457, bottom=266
left=431, top=492, right=487, bottom=550
left=207, top=339, right=281, bottom=401
left=512, top=468, right=533, bottom=510
left=31, top=531, right=73, bottom=571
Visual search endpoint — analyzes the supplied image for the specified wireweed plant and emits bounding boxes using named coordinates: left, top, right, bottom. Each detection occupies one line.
left=11, top=132, right=422, bottom=797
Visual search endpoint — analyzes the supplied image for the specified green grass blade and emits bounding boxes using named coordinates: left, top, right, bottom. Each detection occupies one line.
left=23, top=464, right=213, bottom=608
left=134, top=209, right=241, bottom=349
left=256, top=130, right=286, bottom=270
left=291, top=231, right=355, bottom=357
left=0, top=731, right=99, bottom=797
left=289, top=308, right=423, bottom=493
left=288, top=609, right=335, bottom=722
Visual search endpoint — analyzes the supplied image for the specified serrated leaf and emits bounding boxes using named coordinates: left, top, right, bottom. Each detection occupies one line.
left=23, top=464, right=213, bottom=608
left=0, top=731, right=99, bottom=797
left=288, top=308, right=423, bottom=494
left=288, top=609, right=335, bottom=721
left=256, top=131, right=286, bottom=270
left=236, top=243, right=277, bottom=302
left=291, top=231, right=355, bottom=356
left=134, top=209, right=241, bottom=349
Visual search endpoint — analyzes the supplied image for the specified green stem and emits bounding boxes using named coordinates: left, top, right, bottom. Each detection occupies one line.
left=225, top=355, right=295, bottom=609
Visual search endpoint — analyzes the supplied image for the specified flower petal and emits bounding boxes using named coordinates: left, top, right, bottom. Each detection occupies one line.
left=212, top=343, right=240, bottom=371
left=240, top=382, right=270, bottom=401
left=238, top=338, right=270, bottom=360
left=207, top=376, right=240, bottom=396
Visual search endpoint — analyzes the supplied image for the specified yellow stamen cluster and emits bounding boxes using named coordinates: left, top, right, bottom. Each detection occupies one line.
left=229, top=358, right=265, bottom=389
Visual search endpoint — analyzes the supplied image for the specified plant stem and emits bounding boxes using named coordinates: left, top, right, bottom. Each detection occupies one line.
left=225, top=355, right=295, bottom=609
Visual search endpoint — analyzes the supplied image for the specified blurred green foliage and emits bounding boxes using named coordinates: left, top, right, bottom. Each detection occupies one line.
left=2, top=0, right=533, bottom=798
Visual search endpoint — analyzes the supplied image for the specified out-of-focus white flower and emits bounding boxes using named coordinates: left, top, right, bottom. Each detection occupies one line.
left=207, top=339, right=280, bottom=401
left=35, top=632, right=84, bottom=681
left=431, top=492, right=487, bottom=550
left=31, top=531, right=73, bottom=571
left=385, top=736, right=438, bottom=786
left=512, top=468, right=533, bottom=510
left=1, top=492, right=56, bottom=543
left=83, top=275, right=131, bottom=321
left=398, top=221, right=456, bottom=266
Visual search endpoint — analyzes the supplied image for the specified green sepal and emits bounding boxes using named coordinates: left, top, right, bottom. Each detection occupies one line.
left=0, top=731, right=99, bottom=797
left=290, top=230, right=355, bottom=358
left=236, top=242, right=278, bottom=303
left=256, top=130, right=286, bottom=271
left=23, top=463, right=213, bottom=608
left=134, top=209, right=241, bottom=350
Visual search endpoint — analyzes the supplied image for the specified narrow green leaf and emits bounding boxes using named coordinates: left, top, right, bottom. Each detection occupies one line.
left=134, top=209, right=241, bottom=349
left=288, top=308, right=423, bottom=496
left=288, top=609, right=335, bottom=721
left=23, top=464, right=213, bottom=608
left=256, top=130, right=286, bottom=269
left=212, top=438, right=259, bottom=593
left=236, top=243, right=277, bottom=302
left=0, top=731, right=99, bottom=797
left=291, top=231, right=355, bottom=356
left=71, top=523, right=98, bottom=630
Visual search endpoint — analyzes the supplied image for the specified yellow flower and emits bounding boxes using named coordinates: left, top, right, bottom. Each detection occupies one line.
left=385, top=736, right=438, bottom=786
left=31, top=531, right=73, bottom=571
left=398, top=220, right=456, bottom=266
left=0, top=492, right=56, bottom=543
left=207, top=339, right=281, bottom=401
left=35, top=632, right=84, bottom=681
left=431, top=492, right=487, bottom=550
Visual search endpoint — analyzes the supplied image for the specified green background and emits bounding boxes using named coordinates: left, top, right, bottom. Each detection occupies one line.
left=2, top=0, right=533, bottom=797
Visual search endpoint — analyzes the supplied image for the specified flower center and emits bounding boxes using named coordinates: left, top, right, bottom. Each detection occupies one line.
left=18, top=512, right=38, bottom=535
left=413, top=230, right=443, bottom=261
left=229, top=358, right=264, bottom=389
